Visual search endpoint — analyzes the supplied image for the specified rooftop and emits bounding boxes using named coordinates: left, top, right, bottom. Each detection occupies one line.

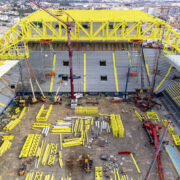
left=24, top=9, right=163, bottom=23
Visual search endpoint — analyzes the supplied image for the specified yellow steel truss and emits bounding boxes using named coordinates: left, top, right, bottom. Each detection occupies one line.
left=0, top=9, right=180, bottom=59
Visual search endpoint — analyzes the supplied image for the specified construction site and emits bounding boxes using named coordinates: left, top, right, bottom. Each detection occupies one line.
left=0, top=1, right=180, bottom=180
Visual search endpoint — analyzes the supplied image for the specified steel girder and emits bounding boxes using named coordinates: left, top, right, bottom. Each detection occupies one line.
left=0, top=10, right=180, bottom=59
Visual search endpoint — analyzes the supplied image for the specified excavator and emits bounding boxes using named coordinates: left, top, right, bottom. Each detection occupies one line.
left=83, top=155, right=93, bottom=173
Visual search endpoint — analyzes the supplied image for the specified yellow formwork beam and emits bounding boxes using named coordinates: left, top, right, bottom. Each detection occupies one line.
left=114, top=168, right=117, bottom=180
left=48, top=155, right=56, bottom=166
left=37, top=139, right=46, bottom=168
left=146, top=112, right=160, bottom=123
left=3, top=107, right=26, bottom=131
left=51, top=128, right=71, bottom=133
left=34, top=171, right=43, bottom=180
left=60, top=134, right=62, bottom=150
left=44, top=174, right=51, bottom=180
left=1, top=135, right=14, bottom=141
left=110, top=114, right=124, bottom=138
left=19, top=106, right=27, bottom=120
left=74, top=119, right=79, bottom=136
left=134, top=110, right=142, bottom=121
left=19, top=134, right=34, bottom=158
left=172, top=134, right=180, bottom=146
left=115, top=168, right=120, bottom=180
left=0, top=140, right=12, bottom=157
left=3, top=119, right=20, bottom=131
left=75, top=106, right=98, bottom=116
left=36, top=104, right=52, bottom=122
left=25, top=171, right=34, bottom=180
left=50, top=174, right=55, bottom=180
left=59, top=151, right=63, bottom=168
left=62, top=140, right=83, bottom=148
left=161, top=119, right=175, bottom=134
left=28, top=134, right=41, bottom=157
left=95, top=167, right=103, bottom=180
left=32, top=123, right=51, bottom=128
left=50, top=143, right=58, bottom=154
left=130, top=153, right=141, bottom=174
left=116, top=115, right=124, bottom=138
left=15, top=107, right=20, bottom=114
left=42, top=144, right=50, bottom=166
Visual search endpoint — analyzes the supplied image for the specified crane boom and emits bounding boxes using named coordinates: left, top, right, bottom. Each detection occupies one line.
left=29, top=0, right=75, bottom=99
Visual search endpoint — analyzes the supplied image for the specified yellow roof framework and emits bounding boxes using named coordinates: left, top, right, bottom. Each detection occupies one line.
left=0, top=9, right=179, bottom=59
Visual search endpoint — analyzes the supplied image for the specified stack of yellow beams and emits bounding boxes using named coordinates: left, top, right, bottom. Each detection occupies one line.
left=95, top=167, right=103, bottom=180
left=48, top=143, right=58, bottom=166
left=62, top=132, right=84, bottom=148
left=51, top=122, right=72, bottom=134
left=34, top=171, right=43, bottom=180
left=110, top=114, right=124, bottom=138
left=19, top=134, right=34, bottom=158
left=28, top=134, right=41, bottom=157
left=162, top=120, right=175, bottom=134
left=42, top=144, right=50, bottom=166
left=3, top=107, right=26, bottom=131
left=44, top=174, right=55, bottom=180
left=146, top=112, right=160, bottom=123
left=25, top=171, right=34, bottom=180
left=172, top=135, right=180, bottom=146
left=161, top=119, right=180, bottom=146
left=1, top=135, right=14, bottom=141
left=3, top=119, right=21, bottom=131
left=32, top=123, right=51, bottom=132
left=0, top=140, right=12, bottom=157
left=75, top=106, right=98, bottom=116
left=19, top=134, right=41, bottom=158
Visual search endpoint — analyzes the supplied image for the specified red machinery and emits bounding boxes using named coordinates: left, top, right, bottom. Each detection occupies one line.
left=143, top=119, right=164, bottom=180
left=134, top=92, right=161, bottom=112
left=29, top=0, right=75, bottom=100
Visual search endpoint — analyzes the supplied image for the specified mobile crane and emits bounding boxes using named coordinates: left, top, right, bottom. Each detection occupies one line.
left=143, top=118, right=164, bottom=180
left=29, top=0, right=77, bottom=107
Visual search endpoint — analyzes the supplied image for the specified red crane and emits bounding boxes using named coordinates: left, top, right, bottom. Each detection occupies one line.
left=143, top=119, right=164, bottom=180
left=29, top=0, right=75, bottom=100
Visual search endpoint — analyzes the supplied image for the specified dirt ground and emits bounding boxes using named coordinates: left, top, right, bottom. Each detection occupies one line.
left=0, top=96, right=179, bottom=180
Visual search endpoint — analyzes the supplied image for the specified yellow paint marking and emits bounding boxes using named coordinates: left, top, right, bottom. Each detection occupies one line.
left=154, top=65, right=172, bottom=92
left=112, top=53, right=119, bottom=92
left=0, top=102, right=6, bottom=107
left=49, top=54, right=56, bottom=92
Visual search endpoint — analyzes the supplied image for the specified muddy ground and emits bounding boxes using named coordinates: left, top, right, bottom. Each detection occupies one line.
left=0, top=96, right=179, bottom=180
